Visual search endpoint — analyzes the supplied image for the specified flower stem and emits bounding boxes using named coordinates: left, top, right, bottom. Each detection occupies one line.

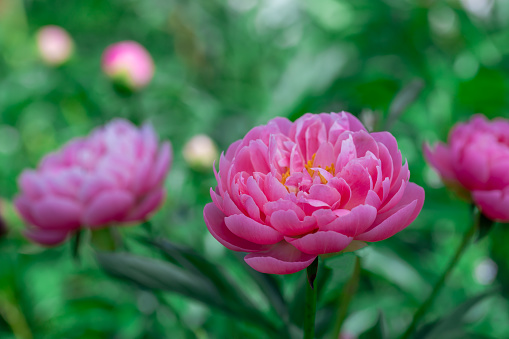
left=399, top=211, right=479, bottom=339
left=331, top=255, right=361, bottom=339
left=304, top=257, right=319, bottom=339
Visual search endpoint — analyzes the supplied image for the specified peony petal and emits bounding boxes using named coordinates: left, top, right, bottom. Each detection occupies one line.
left=82, top=189, right=135, bottom=227
left=24, top=228, right=70, bottom=246
left=352, top=130, right=379, bottom=158
left=270, top=210, right=317, bottom=236
left=18, top=171, right=47, bottom=200
left=286, top=231, right=352, bottom=255
left=225, top=214, right=283, bottom=245
left=356, top=183, right=424, bottom=241
left=148, top=141, right=172, bottom=188
left=244, top=241, right=317, bottom=274
left=341, top=162, right=371, bottom=209
left=246, top=176, right=268, bottom=211
left=423, top=143, right=455, bottom=183
left=30, top=197, right=82, bottom=230
left=124, top=189, right=165, bottom=222
left=320, top=204, right=377, bottom=237
left=372, top=132, right=402, bottom=180
left=473, top=189, right=509, bottom=222
left=14, top=196, right=38, bottom=226
left=313, top=142, right=335, bottom=168
left=203, top=203, right=268, bottom=252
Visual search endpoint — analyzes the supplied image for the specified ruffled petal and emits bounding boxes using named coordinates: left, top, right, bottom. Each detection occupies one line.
left=244, top=241, right=316, bottom=274
left=203, top=203, right=268, bottom=252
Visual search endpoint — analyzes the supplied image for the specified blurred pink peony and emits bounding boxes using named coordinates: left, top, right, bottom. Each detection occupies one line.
left=36, top=25, right=74, bottom=66
left=15, top=119, right=172, bottom=246
left=424, top=114, right=509, bottom=222
left=204, top=112, right=424, bottom=274
left=101, top=41, right=154, bottom=90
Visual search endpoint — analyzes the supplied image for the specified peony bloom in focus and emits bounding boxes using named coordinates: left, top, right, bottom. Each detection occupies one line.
left=102, top=41, right=154, bottom=90
left=36, top=25, right=74, bottom=66
left=15, top=119, right=172, bottom=246
left=204, top=112, right=424, bottom=274
left=424, top=114, right=509, bottom=222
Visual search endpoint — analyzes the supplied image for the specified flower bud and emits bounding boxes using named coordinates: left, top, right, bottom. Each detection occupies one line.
left=101, top=41, right=154, bottom=91
left=36, top=25, right=73, bottom=66
left=183, top=135, right=218, bottom=171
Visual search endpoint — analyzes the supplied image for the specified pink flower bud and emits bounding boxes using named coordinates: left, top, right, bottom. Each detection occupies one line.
left=15, top=119, right=172, bottom=246
left=424, top=114, right=509, bottom=222
left=204, top=112, right=424, bottom=274
left=101, top=41, right=154, bottom=90
left=183, top=134, right=219, bottom=171
left=36, top=25, right=73, bottom=66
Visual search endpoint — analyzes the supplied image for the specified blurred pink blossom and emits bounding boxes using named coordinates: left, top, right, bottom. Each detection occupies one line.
left=15, top=119, right=172, bottom=246
left=36, top=25, right=73, bottom=66
left=424, top=114, right=509, bottom=222
left=204, top=112, right=424, bottom=274
left=102, top=41, right=154, bottom=90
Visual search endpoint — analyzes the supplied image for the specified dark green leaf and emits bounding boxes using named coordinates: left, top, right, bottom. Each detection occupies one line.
left=476, top=212, right=496, bottom=242
left=359, top=312, right=386, bottom=339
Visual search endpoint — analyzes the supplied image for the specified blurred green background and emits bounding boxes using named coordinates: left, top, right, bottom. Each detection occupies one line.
left=1, top=0, right=509, bottom=338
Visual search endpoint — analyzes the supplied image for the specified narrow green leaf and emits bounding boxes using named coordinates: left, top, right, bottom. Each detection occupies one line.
left=97, top=251, right=279, bottom=333
left=359, top=312, right=386, bottom=339
left=149, top=238, right=259, bottom=314
left=233, top=252, right=289, bottom=325
left=414, top=289, right=498, bottom=339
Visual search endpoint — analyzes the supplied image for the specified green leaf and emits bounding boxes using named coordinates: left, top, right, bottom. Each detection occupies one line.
left=476, top=212, right=496, bottom=242
left=323, top=253, right=358, bottom=300
left=96, top=252, right=278, bottom=333
left=359, top=312, right=386, bottom=339
left=414, top=289, right=498, bottom=339
left=96, top=252, right=224, bottom=308
left=232, top=252, right=289, bottom=325
left=148, top=238, right=261, bottom=316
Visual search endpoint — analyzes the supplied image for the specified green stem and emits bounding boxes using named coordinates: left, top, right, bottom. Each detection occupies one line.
left=399, top=212, right=479, bottom=339
left=304, top=258, right=319, bottom=339
left=331, top=256, right=361, bottom=339
left=90, top=227, right=120, bottom=251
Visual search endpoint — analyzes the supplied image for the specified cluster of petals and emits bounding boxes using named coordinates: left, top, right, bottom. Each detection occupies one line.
left=204, top=112, right=424, bottom=274
left=424, top=114, right=509, bottom=222
left=15, top=119, right=171, bottom=246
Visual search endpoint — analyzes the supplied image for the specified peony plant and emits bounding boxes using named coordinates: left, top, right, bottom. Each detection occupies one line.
left=424, top=114, right=509, bottom=222
left=15, top=119, right=172, bottom=246
left=204, top=112, right=424, bottom=274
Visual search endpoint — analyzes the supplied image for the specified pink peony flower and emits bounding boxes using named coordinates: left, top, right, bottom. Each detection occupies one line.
left=36, top=25, right=74, bottom=66
left=204, top=112, right=424, bottom=274
left=15, top=119, right=172, bottom=246
left=101, top=41, right=154, bottom=90
left=424, top=114, right=509, bottom=222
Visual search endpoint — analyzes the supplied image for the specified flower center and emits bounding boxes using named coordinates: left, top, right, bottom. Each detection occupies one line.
left=280, top=153, right=336, bottom=191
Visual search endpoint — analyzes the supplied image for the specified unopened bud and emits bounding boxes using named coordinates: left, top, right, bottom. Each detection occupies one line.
left=36, top=25, right=73, bottom=66
left=183, top=135, right=218, bottom=171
